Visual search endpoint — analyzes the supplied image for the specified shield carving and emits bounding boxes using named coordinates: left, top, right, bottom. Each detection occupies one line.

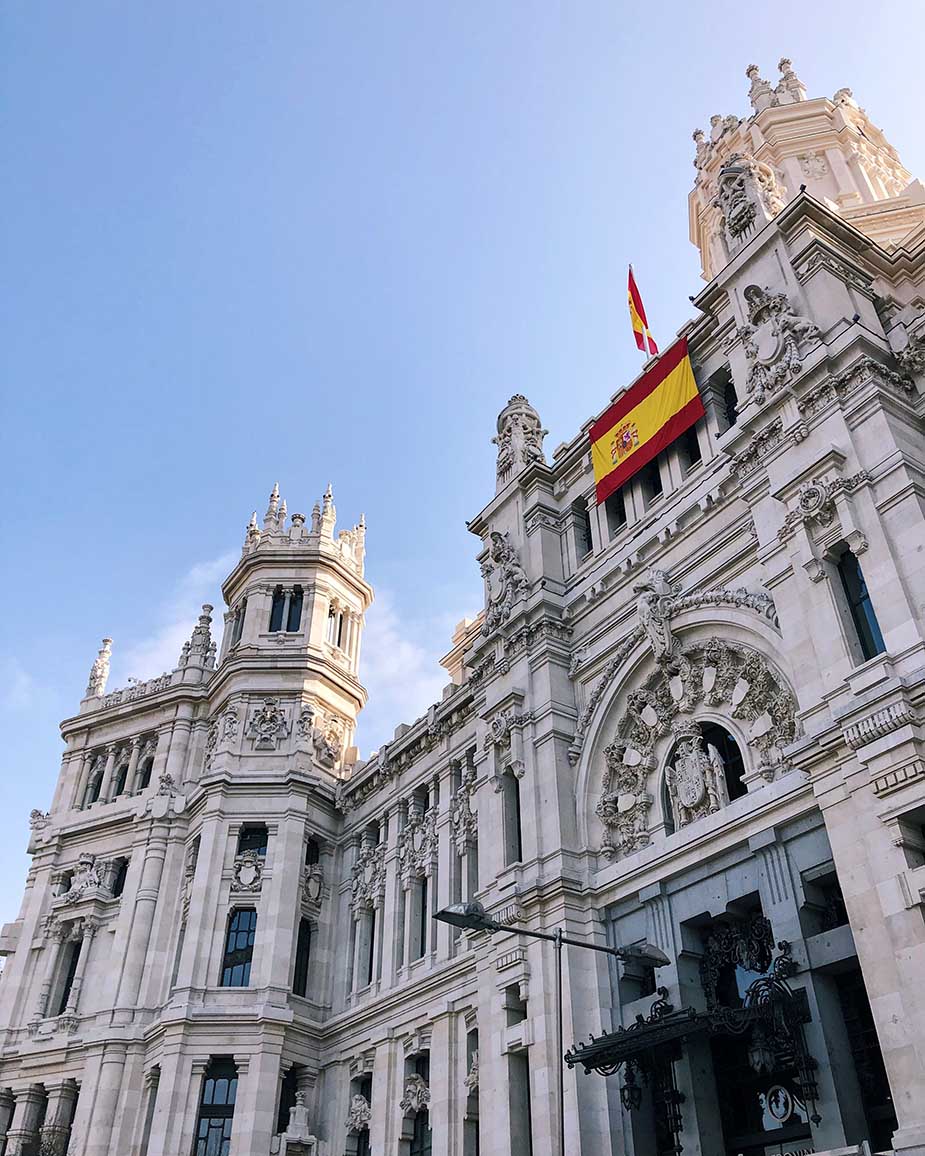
left=673, top=744, right=708, bottom=809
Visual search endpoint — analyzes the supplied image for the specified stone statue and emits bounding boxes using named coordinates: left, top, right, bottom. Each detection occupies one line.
left=492, top=395, right=547, bottom=488
left=85, top=638, right=112, bottom=698
left=346, top=1093, right=371, bottom=1133
left=633, top=569, right=680, bottom=664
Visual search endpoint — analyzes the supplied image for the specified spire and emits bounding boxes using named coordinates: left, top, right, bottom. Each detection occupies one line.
left=244, top=511, right=260, bottom=550
left=310, top=501, right=321, bottom=535
left=320, top=484, right=336, bottom=538
left=745, top=63, right=775, bottom=113
left=177, top=605, right=215, bottom=672
left=86, top=638, right=113, bottom=698
left=776, top=57, right=807, bottom=104
left=277, top=497, right=288, bottom=532
left=263, top=482, right=280, bottom=530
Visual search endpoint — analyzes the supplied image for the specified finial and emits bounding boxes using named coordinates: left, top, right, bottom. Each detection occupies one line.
left=775, top=57, right=807, bottom=104
left=745, top=63, right=776, bottom=113
left=310, top=500, right=321, bottom=534
left=320, top=483, right=336, bottom=537
left=277, top=497, right=288, bottom=531
left=86, top=637, right=113, bottom=698
left=248, top=511, right=257, bottom=529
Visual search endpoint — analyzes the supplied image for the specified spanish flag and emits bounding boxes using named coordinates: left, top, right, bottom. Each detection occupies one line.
left=590, top=336, right=703, bottom=504
left=628, top=265, right=658, bottom=356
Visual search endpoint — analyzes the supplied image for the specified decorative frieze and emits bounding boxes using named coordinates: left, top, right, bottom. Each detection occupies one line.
left=730, top=419, right=785, bottom=479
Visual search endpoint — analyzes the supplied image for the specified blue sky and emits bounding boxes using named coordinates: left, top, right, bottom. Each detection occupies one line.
left=2, top=1, right=923, bottom=926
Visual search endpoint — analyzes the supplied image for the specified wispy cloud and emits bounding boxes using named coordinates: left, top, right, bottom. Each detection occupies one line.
left=355, top=589, right=458, bottom=757
left=112, top=551, right=237, bottom=685
left=0, top=656, right=39, bottom=712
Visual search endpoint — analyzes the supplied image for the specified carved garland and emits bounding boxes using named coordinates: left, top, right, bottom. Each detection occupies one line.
left=595, top=638, right=798, bottom=860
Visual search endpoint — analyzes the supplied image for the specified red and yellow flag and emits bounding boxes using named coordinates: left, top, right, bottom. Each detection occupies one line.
left=628, top=265, right=658, bottom=356
left=590, top=336, right=703, bottom=504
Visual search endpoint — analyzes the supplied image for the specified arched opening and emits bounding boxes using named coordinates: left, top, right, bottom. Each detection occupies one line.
left=701, top=722, right=747, bottom=802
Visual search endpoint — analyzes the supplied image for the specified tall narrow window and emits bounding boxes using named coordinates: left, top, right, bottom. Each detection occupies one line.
left=112, top=758, right=129, bottom=797
left=231, top=598, right=247, bottom=646
left=287, top=586, right=303, bottom=632
left=605, top=488, right=626, bottom=538
left=639, top=457, right=663, bottom=506
left=276, top=1067, right=299, bottom=1136
left=138, top=756, right=154, bottom=791
left=412, top=877, right=428, bottom=961
left=571, top=497, right=593, bottom=559
left=237, top=824, right=269, bottom=858
left=220, top=909, right=257, bottom=987
left=701, top=723, right=747, bottom=803
left=409, top=1055, right=432, bottom=1156
left=55, top=941, right=82, bottom=1015
left=837, top=551, right=885, bottom=662
left=110, top=857, right=129, bottom=898
left=269, top=586, right=285, bottom=633
left=194, top=1060, right=238, bottom=1156
left=83, top=762, right=103, bottom=808
left=679, top=424, right=702, bottom=471
left=292, top=918, right=311, bottom=998
left=501, top=769, right=523, bottom=865
left=723, top=375, right=739, bottom=429
left=304, top=838, right=320, bottom=867
left=507, top=1052, right=533, bottom=1156
left=327, top=606, right=346, bottom=648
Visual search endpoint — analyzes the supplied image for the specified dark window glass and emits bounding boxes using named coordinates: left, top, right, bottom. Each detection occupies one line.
left=354, top=1075, right=372, bottom=1156
left=571, top=497, right=593, bottom=558
left=366, top=908, right=377, bottom=986
left=605, top=488, right=626, bottom=538
left=723, top=375, right=739, bottom=428
left=84, top=765, right=103, bottom=807
left=680, top=424, right=702, bottom=470
left=292, top=919, right=311, bottom=998
left=835, top=967, right=897, bottom=1148
left=639, top=457, right=663, bottom=505
left=304, top=839, right=320, bottom=867
left=231, top=598, right=247, bottom=645
left=275, top=1067, right=298, bottom=1136
left=503, top=770, right=524, bottom=865
left=138, top=758, right=153, bottom=791
left=838, top=552, right=886, bottom=662
left=195, top=1060, right=238, bottom=1156
left=269, top=586, right=285, bottom=633
left=111, top=859, right=129, bottom=899
left=113, top=763, right=129, bottom=797
left=701, top=722, right=747, bottom=802
left=220, top=909, right=257, bottom=987
left=414, top=877, right=428, bottom=961
left=55, top=941, right=82, bottom=1015
left=287, top=587, right=303, bottom=632
left=237, top=825, right=268, bottom=857
left=410, top=1108, right=432, bottom=1156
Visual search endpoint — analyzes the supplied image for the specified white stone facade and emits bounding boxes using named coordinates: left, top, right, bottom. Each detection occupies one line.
left=1, top=58, right=925, bottom=1156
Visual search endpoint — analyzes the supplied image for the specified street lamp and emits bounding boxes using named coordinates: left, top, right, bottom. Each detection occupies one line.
left=434, top=902, right=669, bottom=1156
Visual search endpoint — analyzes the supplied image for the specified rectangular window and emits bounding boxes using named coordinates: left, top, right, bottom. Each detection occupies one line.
left=639, top=457, right=663, bottom=506
left=837, top=551, right=885, bottom=661
left=195, top=1060, right=238, bottom=1156
left=237, top=825, right=268, bottom=857
left=292, top=918, right=311, bottom=998
left=269, top=587, right=285, bottom=633
left=55, top=941, right=82, bottom=1015
left=286, top=587, right=303, bottom=632
left=507, top=1052, right=533, bottom=1156
left=502, top=770, right=523, bottom=865
left=412, top=877, right=429, bottom=961
left=604, top=488, right=626, bottom=538
left=366, top=908, right=377, bottom=985
left=571, top=497, right=593, bottom=559
left=220, top=909, right=257, bottom=987
left=679, top=423, right=702, bottom=471
left=231, top=598, right=246, bottom=645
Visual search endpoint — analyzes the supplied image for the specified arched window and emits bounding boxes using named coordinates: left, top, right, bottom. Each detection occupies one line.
left=836, top=550, right=885, bottom=662
left=112, top=759, right=130, bottom=798
left=195, top=1059, right=238, bottom=1156
left=701, top=722, right=747, bottom=802
left=327, top=605, right=346, bottom=648
left=220, top=909, right=257, bottom=987
left=230, top=597, right=247, bottom=646
left=269, top=586, right=285, bottom=633
left=83, top=761, right=104, bottom=808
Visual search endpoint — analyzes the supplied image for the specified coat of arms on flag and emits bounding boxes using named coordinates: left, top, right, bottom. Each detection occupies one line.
left=610, top=422, right=640, bottom=465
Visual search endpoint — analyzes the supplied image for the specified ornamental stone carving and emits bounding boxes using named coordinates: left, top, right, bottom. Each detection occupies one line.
left=346, top=1093, right=371, bottom=1133
left=231, top=849, right=264, bottom=893
left=665, top=722, right=727, bottom=828
left=85, top=638, right=112, bottom=697
left=634, top=569, right=682, bottom=666
left=464, top=1050, right=479, bottom=1094
left=303, top=863, right=324, bottom=905
left=493, top=395, right=547, bottom=489
left=351, top=841, right=386, bottom=913
left=714, top=153, right=784, bottom=253
left=777, top=472, right=869, bottom=545
left=593, top=638, right=797, bottom=859
left=61, top=854, right=103, bottom=902
left=399, top=1073, right=431, bottom=1115
left=896, top=334, right=925, bottom=377
left=481, top=531, right=529, bottom=636
left=449, top=763, right=478, bottom=853
left=736, top=285, right=821, bottom=403
left=398, top=806, right=438, bottom=887
left=247, top=697, right=290, bottom=750
left=29, top=809, right=50, bottom=831
left=312, top=716, right=344, bottom=769
left=569, top=578, right=779, bottom=765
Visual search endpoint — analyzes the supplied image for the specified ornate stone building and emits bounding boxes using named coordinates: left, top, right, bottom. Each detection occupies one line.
left=1, top=58, right=924, bottom=1156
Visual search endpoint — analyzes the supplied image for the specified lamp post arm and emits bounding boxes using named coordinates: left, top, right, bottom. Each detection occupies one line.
left=485, top=922, right=646, bottom=963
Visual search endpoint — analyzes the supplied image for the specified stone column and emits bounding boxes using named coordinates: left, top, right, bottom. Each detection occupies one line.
left=228, top=1050, right=283, bottom=1156
left=142, top=1048, right=195, bottom=1156
left=281, top=588, right=292, bottom=631
left=428, top=1014, right=453, bottom=1156
left=32, top=921, right=66, bottom=1022
left=71, top=751, right=92, bottom=810
left=39, top=1078, right=79, bottom=1154
left=98, top=744, right=118, bottom=803
left=0, top=1088, right=16, bottom=1150
left=261, top=814, right=305, bottom=998
left=80, top=1043, right=128, bottom=1156
left=4, top=1084, right=46, bottom=1156
left=125, top=737, right=142, bottom=794
left=164, top=705, right=194, bottom=788
left=114, top=819, right=169, bottom=1017
left=150, top=724, right=172, bottom=782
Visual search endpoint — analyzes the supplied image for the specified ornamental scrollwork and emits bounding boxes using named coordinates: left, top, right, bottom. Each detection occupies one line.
left=247, top=697, right=290, bottom=750
left=480, top=531, right=529, bottom=636
left=736, top=285, right=821, bottom=404
left=449, top=763, right=478, bottom=853
left=230, top=849, right=263, bottom=893
left=398, top=806, right=438, bottom=887
left=351, top=841, right=386, bottom=913
left=595, top=638, right=797, bottom=859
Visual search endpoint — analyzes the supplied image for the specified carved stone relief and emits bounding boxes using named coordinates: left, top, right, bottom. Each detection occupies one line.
left=493, top=394, right=547, bottom=488
left=399, top=1073, right=431, bottom=1115
left=714, top=153, right=785, bottom=253
left=85, top=638, right=112, bottom=698
left=736, top=285, right=821, bottom=404
left=230, top=849, right=264, bottom=893
left=247, top=697, right=290, bottom=750
left=398, top=807, right=438, bottom=887
left=449, top=762, right=478, bottom=853
left=480, top=531, right=529, bottom=636
left=346, top=1094, right=371, bottom=1133
left=665, top=721, right=728, bottom=828
left=351, top=842, right=386, bottom=913
left=593, top=638, right=798, bottom=859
